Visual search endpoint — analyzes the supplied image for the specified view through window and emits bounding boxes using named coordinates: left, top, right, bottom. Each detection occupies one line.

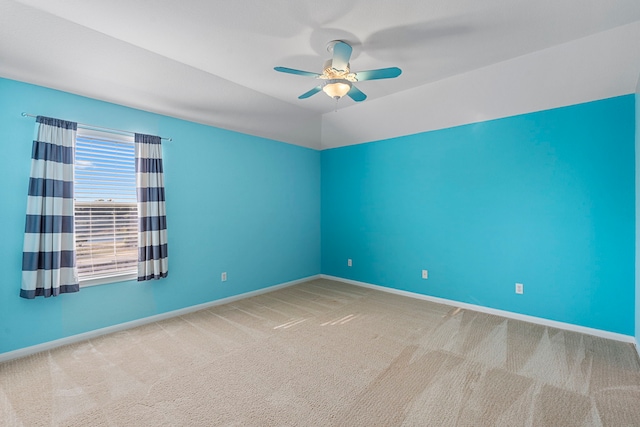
left=74, top=130, right=138, bottom=284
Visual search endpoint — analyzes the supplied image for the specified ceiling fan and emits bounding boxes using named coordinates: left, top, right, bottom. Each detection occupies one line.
left=274, top=40, right=402, bottom=103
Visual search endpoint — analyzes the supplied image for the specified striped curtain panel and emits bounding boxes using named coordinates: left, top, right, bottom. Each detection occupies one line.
left=135, top=133, right=168, bottom=281
left=21, top=116, right=80, bottom=298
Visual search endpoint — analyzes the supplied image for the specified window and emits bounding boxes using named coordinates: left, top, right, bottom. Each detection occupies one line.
left=74, top=129, right=138, bottom=285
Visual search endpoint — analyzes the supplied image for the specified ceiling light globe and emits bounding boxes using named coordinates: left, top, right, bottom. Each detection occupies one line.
left=323, top=80, right=352, bottom=99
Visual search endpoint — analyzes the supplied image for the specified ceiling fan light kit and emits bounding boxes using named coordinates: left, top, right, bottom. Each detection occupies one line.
left=275, top=40, right=402, bottom=103
left=322, top=79, right=352, bottom=99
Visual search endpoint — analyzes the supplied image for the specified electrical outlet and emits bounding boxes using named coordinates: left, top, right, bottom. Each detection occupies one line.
left=347, top=259, right=352, bottom=267
left=422, top=270, right=428, bottom=279
left=515, top=283, right=523, bottom=294
left=221, top=272, right=227, bottom=282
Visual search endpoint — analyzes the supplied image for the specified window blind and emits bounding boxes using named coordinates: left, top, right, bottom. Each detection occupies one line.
left=74, top=130, right=138, bottom=283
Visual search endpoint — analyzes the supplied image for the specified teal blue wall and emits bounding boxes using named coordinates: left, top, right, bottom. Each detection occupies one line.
left=0, top=78, right=321, bottom=354
left=636, top=83, right=640, bottom=348
left=322, top=96, right=635, bottom=335
left=1, top=77, right=635, bottom=355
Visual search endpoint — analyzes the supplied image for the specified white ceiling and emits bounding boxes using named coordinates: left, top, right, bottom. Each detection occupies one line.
left=1, top=0, right=640, bottom=149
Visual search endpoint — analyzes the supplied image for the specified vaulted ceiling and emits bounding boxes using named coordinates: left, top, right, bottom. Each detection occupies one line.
left=1, top=0, right=640, bottom=149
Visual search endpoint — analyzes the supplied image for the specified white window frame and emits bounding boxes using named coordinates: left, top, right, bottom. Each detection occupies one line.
left=74, top=128, right=138, bottom=287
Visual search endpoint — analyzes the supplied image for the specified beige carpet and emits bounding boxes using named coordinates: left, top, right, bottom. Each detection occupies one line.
left=1, top=278, right=640, bottom=426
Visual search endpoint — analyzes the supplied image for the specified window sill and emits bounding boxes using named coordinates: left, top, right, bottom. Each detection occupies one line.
left=80, top=272, right=138, bottom=288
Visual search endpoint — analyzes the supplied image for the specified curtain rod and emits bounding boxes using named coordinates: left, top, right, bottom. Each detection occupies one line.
left=21, top=112, right=172, bottom=142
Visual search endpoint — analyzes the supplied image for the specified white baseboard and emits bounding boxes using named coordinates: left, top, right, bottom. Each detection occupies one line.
left=0, top=274, right=320, bottom=363
left=320, top=274, right=636, bottom=345
left=4, top=274, right=635, bottom=363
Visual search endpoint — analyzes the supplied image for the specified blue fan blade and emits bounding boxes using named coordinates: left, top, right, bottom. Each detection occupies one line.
left=347, top=85, right=366, bottom=102
left=332, top=41, right=352, bottom=71
left=355, top=67, right=402, bottom=81
left=299, top=86, right=323, bottom=99
left=274, top=67, right=321, bottom=78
